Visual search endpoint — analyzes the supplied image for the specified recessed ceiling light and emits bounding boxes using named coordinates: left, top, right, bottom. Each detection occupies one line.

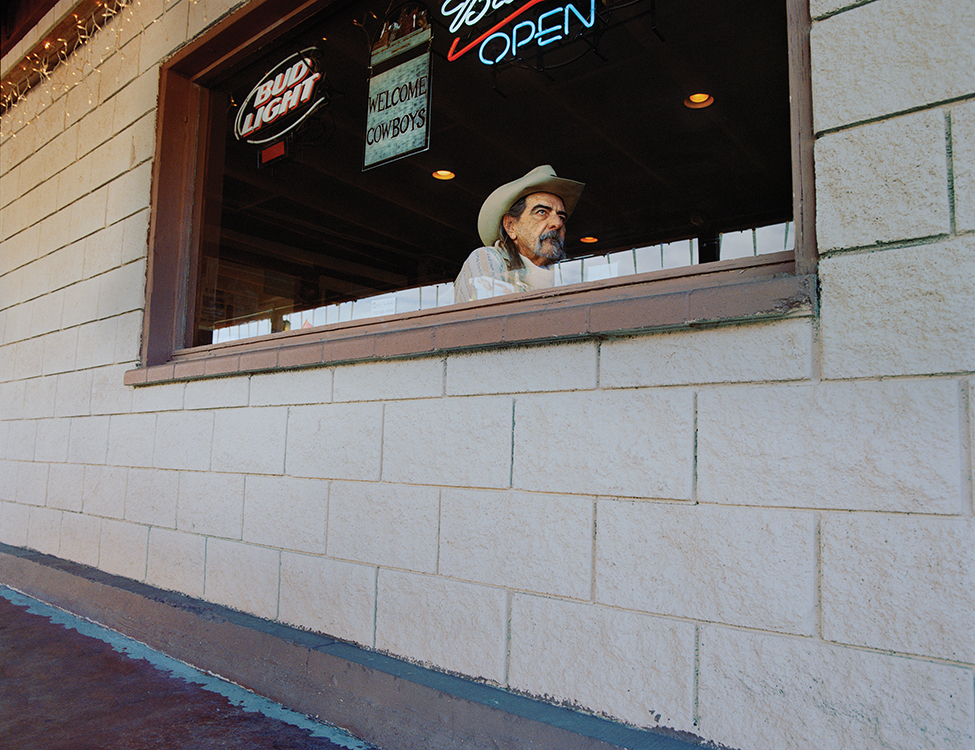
left=432, top=170, right=455, bottom=180
left=580, top=236, right=598, bottom=243
left=684, top=93, right=714, bottom=109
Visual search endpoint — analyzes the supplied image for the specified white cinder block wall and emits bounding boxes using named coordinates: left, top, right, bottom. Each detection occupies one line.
left=1, top=0, right=973, bottom=749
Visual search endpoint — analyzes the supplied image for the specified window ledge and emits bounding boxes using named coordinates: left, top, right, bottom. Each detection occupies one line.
left=125, top=253, right=815, bottom=386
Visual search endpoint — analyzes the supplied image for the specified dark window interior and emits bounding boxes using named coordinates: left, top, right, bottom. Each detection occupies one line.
left=193, top=0, right=791, bottom=344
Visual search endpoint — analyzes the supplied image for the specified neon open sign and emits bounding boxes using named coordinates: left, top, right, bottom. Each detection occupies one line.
left=442, top=0, right=595, bottom=64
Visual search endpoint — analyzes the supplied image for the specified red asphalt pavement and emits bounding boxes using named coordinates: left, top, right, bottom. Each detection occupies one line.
left=0, top=591, right=376, bottom=750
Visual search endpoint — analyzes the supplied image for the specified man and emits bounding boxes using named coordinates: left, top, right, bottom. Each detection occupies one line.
left=454, top=165, right=584, bottom=303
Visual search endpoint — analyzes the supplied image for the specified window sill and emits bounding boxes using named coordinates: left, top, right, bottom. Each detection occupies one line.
left=125, top=252, right=815, bottom=386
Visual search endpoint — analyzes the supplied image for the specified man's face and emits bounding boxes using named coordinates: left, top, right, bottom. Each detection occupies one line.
left=504, top=192, right=567, bottom=266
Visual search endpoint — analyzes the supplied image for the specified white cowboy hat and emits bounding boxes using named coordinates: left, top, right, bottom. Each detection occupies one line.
left=477, top=165, right=585, bottom=246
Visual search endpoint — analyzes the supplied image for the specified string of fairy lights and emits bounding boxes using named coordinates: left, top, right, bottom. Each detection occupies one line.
left=0, top=0, right=203, bottom=136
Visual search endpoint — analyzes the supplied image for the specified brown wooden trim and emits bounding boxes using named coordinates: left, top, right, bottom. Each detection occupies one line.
left=128, top=267, right=816, bottom=384
left=787, top=0, right=818, bottom=275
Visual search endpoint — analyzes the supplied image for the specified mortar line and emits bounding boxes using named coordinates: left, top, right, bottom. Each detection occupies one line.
left=590, top=498, right=598, bottom=603
left=814, top=513, right=823, bottom=639
left=960, top=380, right=973, bottom=518
left=814, top=93, right=975, bottom=138
left=372, top=565, right=379, bottom=649
left=503, top=588, right=513, bottom=686
left=945, top=110, right=957, bottom=237
left=692, top=624, right=701, bottom=728
left=691, top=391, right=699, bottom=505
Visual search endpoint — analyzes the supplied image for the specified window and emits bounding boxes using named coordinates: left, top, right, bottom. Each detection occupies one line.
left=131, top=0, right=814, bottom=382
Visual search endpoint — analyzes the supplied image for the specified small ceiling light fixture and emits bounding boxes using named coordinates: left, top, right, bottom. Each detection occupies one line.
left=684, top=92, right=714, bottom=109
left=432, top=169, right=455, bottom=180
left=580, top=236, right=599, bottom=244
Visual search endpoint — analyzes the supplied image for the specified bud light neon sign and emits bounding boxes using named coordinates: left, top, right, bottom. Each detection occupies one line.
left=441, top=0, right=596, bottom=64
left=234, top=48, right=327, bottom=145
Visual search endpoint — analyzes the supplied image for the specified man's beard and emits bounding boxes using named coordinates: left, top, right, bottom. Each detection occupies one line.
left=534, top=230, right=566, bottom=262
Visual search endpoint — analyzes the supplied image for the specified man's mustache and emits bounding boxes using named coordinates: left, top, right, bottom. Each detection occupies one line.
left=537, top=230, right=566, bottom=260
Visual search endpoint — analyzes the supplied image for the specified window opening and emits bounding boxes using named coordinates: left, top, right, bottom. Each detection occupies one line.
left=165, top=0, right=795, bottom=349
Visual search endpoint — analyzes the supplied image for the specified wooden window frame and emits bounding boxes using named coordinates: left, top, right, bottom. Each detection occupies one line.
left=126, top=0, right=816, bottom=386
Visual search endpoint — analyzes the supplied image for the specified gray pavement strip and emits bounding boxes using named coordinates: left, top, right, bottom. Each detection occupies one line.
left=0, top=585, right=375, bottom=750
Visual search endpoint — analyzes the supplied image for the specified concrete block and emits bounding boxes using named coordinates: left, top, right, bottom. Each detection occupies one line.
left=107, top=412, right=156, bottom=467
left=42, top=328, right=79, bottom=375
left=327, top=481, right=438, bottom=572
left=16, top=462, right=50, bottom=506
left=514, top=390, right=694, bottom=499
left=153, top=410, right=214, bottom=471
left=105, top=162, right=152, bottom=225
left=82, top=465, right=127, bottom=520
left=57, top=158, right=92, bottom=211
left=138, top=0, right=189, bottom=74
left=445, top=342, right=597, bottom=396
left=249, top=366, right=332, bottom=406
left=211, top=407, right=288, bottom=475
left=46, top=463, right=85, bottom=512
left=821, top=238, right=975, bottom=377
left=204, top=538, right=280, bottom=620
left=22, top=374, right=58, bottom=421
left=108, top=312, right=139, bottom=363
left=601, top=319, right=812, bottom=388
left=90, top=364, right=135, bottom=416
left=440, top=489, right=593, bottom=599
left=383, top=397, right=513, bottom=489
left=76, top=88, right=117, bottom=158
left=120, top=209, right=149, bottom=265
left=59, top=510, right=101, bottom=567
left=0, top=501, right=30, bottom=547
left=376, top=570, right=507, bottom=683
left=111, top=71, right=159, bottom=136
left=950, top=101, right=975, bottom=232
left=99, top=518, right=148, bottom=581
left=67, top=186, right=108, bottom=243
left=286, top=402, right=383, bottom=480
left=822, top=515, right=975, bottom=662
left=597, top=501, right=816, bottom=634
left=811, top=0, right=975, bottom=132
left=130, top=379, right=184, bottom=413
left=124, top=467, right=179, bottom=528
left=698, top=626, right=975, bottom=750
left=96, top=41, right=139, bottom=104
left=698, top=380, right=961, bottom=512
left=75, top=318, right=118, bottom=369
left=5, top=419, right=38, bottom=461
left=146, top=526, right=206, bottom=599
left=54, top=369, right=94, bottom=418
left=82, top=221, right=125, bottom=279
left=816, top=111, right=949, bottom=250
left=60, top=276, right=101, bottom=329
left=34, top=419, right=71, bottom=463
left=67, top=415, right=110, bottom=465
left=279, top=552, right=376, bottom=647
left=97, top=259, right=147, bottom=318
left=184, top=376, right=248, bottom=410
left=243, top=475, right=327, bottom=554
left=176, top=471, right=244, bottom=539
left=334, top=357, right=443, bottom=402
left=27, top=506, right=62, bottom=555
left=509, top=595, right=695, bottom=731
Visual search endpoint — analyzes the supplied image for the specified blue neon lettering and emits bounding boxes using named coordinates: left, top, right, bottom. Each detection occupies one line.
left=479, top=32, right=511, bottom=64
left=536, top=7, right=562, bottom=45
left=473, top=0, right=596, bottom=64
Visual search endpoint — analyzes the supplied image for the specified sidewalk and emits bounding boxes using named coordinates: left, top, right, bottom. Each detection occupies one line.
left=0, top=587, right=376, bottom=750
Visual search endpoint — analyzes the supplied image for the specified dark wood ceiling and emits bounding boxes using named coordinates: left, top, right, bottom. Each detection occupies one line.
left=207, top=0, right=791, bottom=306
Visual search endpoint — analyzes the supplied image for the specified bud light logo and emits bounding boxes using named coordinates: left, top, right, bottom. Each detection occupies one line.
left=234, top=48, right=327, bottom=145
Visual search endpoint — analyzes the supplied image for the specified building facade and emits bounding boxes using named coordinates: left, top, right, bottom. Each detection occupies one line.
left=1, top=0, right=973, bottom=748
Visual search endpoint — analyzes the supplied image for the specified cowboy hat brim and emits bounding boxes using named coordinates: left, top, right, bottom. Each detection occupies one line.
left=477, top=165, right=585, bottom=247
